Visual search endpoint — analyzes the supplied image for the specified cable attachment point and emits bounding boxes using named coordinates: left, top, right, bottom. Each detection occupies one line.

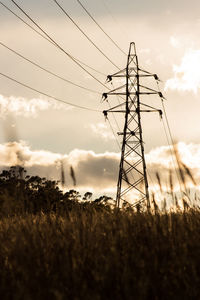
left=154, top=74, right=159, bottom=80
left=103, top=110, right=108, bottom=120
left=102, top=93, right=108, bottom=101
left=159, top=92, right=164, bottom=98
left=106, top=75, right=112, bottom=83
left=159, top=110, right=163, bottom=120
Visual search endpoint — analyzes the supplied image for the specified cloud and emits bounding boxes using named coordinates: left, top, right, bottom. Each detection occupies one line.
left=67, top=149, right=119, bottom=190
left=0, top=141, right=120, bottom=192
left=146, top=142, right=200, bottom=191
left=0, top=95, right=69, bottom=118
left=165, top=49, right=200, bottom=93
left=0, top=140, right=63, bottom=168
left=0, top=141, right=200, bottom=195
left=88, top=122, right=115, bottom=140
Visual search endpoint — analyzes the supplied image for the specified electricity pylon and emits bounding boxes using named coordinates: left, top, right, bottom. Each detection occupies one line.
left=103, top=42, right=163, bottom=208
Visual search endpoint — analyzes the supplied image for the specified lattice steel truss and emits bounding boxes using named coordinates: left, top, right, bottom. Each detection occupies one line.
left=103, top=42, right=163, bottom=208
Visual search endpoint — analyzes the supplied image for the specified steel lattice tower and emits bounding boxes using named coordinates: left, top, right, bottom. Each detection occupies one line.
left=103, top=42, right=163, bottom=208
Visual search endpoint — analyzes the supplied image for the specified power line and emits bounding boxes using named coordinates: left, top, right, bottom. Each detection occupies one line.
left=76, top=0, right=126, bottom=56
left=10, top=0, right=109, bottom=90
left=161, top=100, right=186, bottom=191
left=0, top=2, right=52, bottom=42
left=155, top=81, right=183, bottom=194
left=100, top=0, right=128, bottom=40
left=107, top=116, right=121, bottom=149
left=0, top=41, right=101, bottom=95
left=0, top=72, right=101, bottom=112
left=108, top=81, right=125, bottom=132
left=107, top=100, right=120, bottom=131
left=161, top=117, right=183, bottom=192
left=52, top=0, right=120, bottom=70
left=0, top=1, right=106, bottom=77
left=156, top=82, right=175, bottom=144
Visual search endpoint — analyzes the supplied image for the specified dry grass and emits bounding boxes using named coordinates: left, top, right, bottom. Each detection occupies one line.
left=0, top=150, right=200, bottom=299
left=0, top=207, right=200, bottom=299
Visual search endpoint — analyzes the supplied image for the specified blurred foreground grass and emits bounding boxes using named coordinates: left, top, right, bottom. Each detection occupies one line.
left=0, top=207, right=200, bottom=299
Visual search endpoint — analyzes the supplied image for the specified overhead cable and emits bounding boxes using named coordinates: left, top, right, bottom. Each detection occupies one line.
left=0, top=1, right=106, bottom=77
left=0, top=72, right=101, bottom=112
left=0, top=41, right=101, bottom=95
left=52, top=0, right=120, bottom=70
left=76, top=0, right=126, bottom=56
left=107, top=117, right=121, bottom=149
left=10, top=0, right=109, bottom=89
left=156, top=81, right=183, bottom=193
left=0, top=2, right=52, bottom=43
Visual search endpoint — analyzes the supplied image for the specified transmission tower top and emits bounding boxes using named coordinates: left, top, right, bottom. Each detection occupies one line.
left=103, top=42, right=164, bottom=209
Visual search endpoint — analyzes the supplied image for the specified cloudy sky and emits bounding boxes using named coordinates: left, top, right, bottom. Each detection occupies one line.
left=1, top=0, right=200, bottom=198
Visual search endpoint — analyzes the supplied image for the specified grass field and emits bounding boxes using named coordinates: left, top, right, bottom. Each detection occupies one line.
left=0, top=206, right=200, bottom=299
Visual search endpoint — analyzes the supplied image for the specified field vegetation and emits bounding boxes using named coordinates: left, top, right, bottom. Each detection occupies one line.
left=0, top=167, right=200, bottom=299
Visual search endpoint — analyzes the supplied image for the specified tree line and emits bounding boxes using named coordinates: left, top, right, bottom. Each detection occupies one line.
left=0, top=166, right=113, bottom=215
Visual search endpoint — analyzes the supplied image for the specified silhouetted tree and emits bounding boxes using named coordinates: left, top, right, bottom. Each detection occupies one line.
left=0, top=167, right=113, bottom=215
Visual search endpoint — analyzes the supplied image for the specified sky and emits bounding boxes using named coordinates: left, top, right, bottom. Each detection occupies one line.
left=1, top=0, right=200, bottom=200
